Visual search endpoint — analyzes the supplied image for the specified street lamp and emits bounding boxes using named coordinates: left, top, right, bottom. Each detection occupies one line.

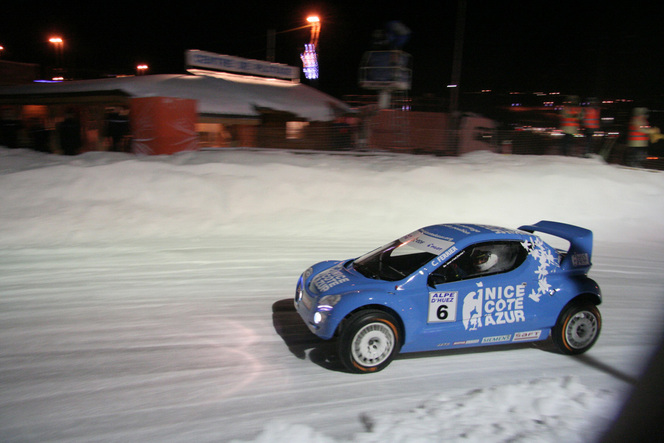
left=49, top=36, right=64, bottom=75
left=266, top=15, right=322, bottom=62
left=306, top=16, right=320, bottom=47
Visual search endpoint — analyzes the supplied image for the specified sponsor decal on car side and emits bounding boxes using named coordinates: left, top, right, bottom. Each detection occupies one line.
left=453, top=339, right=480, bottom=346
left=513, top=330, right=542, bottom=341
left=482, top=334, right=512, bottom=344
left=462, top=282, right=527, bottom=331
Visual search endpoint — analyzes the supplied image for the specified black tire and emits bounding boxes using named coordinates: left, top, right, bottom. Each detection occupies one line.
left=552, top=302, right=601, bottom=355
left=338, top=310, right=401, bottom=373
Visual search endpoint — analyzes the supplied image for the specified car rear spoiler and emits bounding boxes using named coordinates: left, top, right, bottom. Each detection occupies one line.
left=518, top=220, right=593, bottom=273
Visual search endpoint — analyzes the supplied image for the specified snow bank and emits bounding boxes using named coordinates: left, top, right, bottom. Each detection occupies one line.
left=1, top=148, right=663, bottom=248
left=234, top=377, right=619, bottom=443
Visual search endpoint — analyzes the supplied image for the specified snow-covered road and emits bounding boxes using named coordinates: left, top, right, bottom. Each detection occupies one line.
left=1, top=148, right=663, bottom=442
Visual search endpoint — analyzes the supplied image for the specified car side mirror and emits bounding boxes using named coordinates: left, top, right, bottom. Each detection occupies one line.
left=428, top=274, right=445, bottom=287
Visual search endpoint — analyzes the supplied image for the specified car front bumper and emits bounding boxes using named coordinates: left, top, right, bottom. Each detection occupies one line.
left=294, top=277, right=337, bottom=339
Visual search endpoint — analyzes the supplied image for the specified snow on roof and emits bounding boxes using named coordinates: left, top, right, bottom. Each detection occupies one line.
left=0, top=73, right=351, bottom=122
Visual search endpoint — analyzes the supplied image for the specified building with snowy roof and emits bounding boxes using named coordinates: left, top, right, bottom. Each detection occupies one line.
left=0, top=53, right=353, bottom=155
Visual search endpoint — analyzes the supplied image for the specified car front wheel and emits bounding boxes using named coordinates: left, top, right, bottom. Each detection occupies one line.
left=338, top=310, right=401, bottom=373
left=552, top=302, right=601, bottom=354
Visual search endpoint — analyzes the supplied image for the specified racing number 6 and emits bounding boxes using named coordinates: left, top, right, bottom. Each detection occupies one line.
left=437, top=304, right=448, bottom=320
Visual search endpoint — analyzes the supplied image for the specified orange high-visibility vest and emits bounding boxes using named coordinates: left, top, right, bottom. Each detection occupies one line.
left=583, top=107, right=600, bottom=129
left=561, top=106, right=581, bottom=131
left=628, top=116, right=650, bottom=145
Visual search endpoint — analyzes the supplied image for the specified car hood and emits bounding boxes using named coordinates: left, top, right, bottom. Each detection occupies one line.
left=309, top=261, right=379, bottom=295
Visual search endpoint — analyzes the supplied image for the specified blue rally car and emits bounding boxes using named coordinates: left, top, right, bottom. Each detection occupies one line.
left=294, top=221, right=602, bottom=373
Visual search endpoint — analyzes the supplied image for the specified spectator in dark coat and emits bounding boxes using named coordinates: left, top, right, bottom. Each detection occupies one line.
left=58, top=110, right=82, bottom=155
left=0, top=109, right=21, bottom=149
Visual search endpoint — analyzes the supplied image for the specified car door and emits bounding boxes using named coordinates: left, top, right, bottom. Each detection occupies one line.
left=418, top=240, right=535, bottom=349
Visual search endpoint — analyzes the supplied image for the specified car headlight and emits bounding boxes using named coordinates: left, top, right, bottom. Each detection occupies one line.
left=318, top=294, right=341, bottom=308
left=312, top=294, right=342, bottom=325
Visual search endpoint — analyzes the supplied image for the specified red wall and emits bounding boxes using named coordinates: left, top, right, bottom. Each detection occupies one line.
left=130, top=97, right=198, bottom=155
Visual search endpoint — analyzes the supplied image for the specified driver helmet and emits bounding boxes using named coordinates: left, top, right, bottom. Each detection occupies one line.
left=473, top=249, right=498, bottom=272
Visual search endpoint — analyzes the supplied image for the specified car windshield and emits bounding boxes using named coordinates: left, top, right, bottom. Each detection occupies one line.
left=353, top=231, right=455, bottom=281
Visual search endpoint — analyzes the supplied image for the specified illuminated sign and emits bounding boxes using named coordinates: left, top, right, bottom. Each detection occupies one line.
left=185, top=50, right=299, bottom=82
left=300, top=44, right=319, bottom=80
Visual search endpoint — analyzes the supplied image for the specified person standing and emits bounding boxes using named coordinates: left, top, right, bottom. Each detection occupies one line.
left=582, top=98, right=601, bottom=156
left=58, top=109, right=81, bottom=156
left=627, top=107, right=655, bottom=167
left=105, top=107, right=130, bottom=152
left=0, top=108, right=21, bottom=149
left=560, top=96, right=581, bottom=156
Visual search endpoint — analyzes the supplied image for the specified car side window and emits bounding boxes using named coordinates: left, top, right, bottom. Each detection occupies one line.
left=429, top=241, right=528, bottom=285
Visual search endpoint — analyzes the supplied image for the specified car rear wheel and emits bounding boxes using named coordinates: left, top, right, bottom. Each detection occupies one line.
left=552, top=302, right=601, bottom=354
left=338, top=310, right=401, bottom=373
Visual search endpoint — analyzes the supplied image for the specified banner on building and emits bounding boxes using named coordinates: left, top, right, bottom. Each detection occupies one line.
left=185, top=50, right=299, bottom=82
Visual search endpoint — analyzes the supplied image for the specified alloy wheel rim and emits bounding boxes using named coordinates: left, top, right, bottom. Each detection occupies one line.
left=565, top=311, right=598, bottom=349
left=351, top=322, right=395, bottom=367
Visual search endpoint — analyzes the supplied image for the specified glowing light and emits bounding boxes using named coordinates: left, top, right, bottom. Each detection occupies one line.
left=306, top=15, right=320, bottom=48
left=300, top=43, right=319, bottom=80
left=49, top=37, right=63, bottom=44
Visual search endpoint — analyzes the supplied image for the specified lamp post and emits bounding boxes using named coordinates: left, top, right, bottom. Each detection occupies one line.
left=49, top=37, right=63, bottom=61
left=306, top=15, right=320, bottom=47
left=49, top=36, right=64, bottom=78
left=449, top=0, right=466, bottom=155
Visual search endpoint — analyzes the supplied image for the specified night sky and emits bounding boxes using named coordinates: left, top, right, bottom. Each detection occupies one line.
left=2, top=1, right=662, bottom=101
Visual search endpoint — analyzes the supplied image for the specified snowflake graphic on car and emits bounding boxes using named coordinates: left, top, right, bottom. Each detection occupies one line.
left=522, top=237, right=559, bottom=302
